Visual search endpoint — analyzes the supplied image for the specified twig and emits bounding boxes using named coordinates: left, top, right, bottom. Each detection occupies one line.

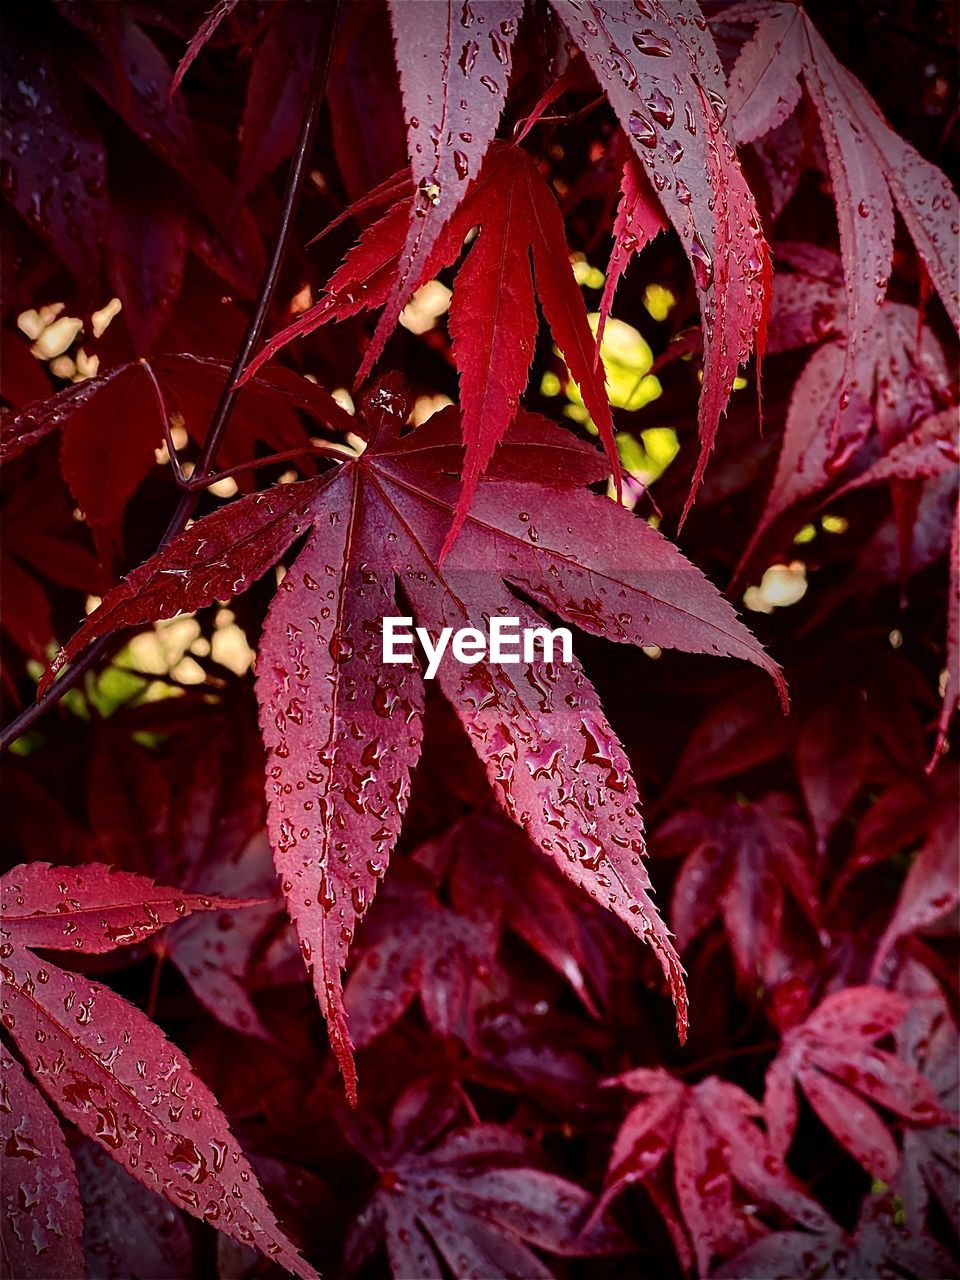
left=161, top=0, right=342, bottom=543
left=170, top=443, right=358, bottom=491
left=0, top=1, right=342, bottom=754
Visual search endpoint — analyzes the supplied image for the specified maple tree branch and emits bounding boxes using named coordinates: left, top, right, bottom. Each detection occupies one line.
left=172, top=444, right=355, bottom=491
left=141, top=358, right=193, bottom=489
left=161, top=0, right=342, bottom=541
left=0, top=2, right=342, bottom=754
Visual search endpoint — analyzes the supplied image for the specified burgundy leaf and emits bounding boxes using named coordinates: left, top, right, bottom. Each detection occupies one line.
left=736, top=302, right=950, bottom=577
left=715, top=1190, right=955, bottom=1280
left=74, top=1136, right=194, bottom=1280
left=170, top=0, right=240, bottom=97
left=345, top=1080, right=627, bottom=1279
left=359, top=0, right=523, bottom=377
left=764, top=986, right=948, bottom=1180
left=595, top=1068, right=829, bottom=1274
left=7, top=354, right=343, bottom=570
left=1, top=32, right=107, bottom=283
left=42, top=473, right=325, bottom=688
left=551, top=0, right=771, bottom=517
left=834, top=408, right=959, bottom=497
left=238, top=5, right=328, bottom=200
left=65, top=8, right=199, bottom=186
left=0, top=862, right=241, bottom=954
left=0, top=928, right=315, bottom=1277
left=86, top=723, right=280, bottom=1040
left=246, top=144, right=622, bottom=549
left=64, top=399, right=782, bottom=1095
left=596, top=152, right=668, bottom=353
left=107, top=177, right=190, bottom=355
left=729, top=2, right=960, bottom=385
left=0, top=1046, right=85, bottom=1280
left=894, top=964, right=960, bottom=1234
left=936, top=503, right=959, bottom=759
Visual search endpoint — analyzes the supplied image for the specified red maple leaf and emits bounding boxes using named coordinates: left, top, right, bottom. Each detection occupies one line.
left=715, top=1189, right=955, bottom=1280
left=0, top=1044, right=85, bottom=1279
left=0, top=861, right=315, bottom=1277
left=763, top=986, right=949, bottom=1182
left=593, top=1067, right=830, bottom=1275
left=728, top=2, right=959, bottom=371
left=244, top=142, right=622, bottom=548
left=656, top=791, right=819, bottom=984
left=552, top=0, right=772, bottom=518
left=51, top=389, right=783, bottom=1099
left=344, top=1078, right=628, bottom=1279
left=1, top=356, right=352, bottom=569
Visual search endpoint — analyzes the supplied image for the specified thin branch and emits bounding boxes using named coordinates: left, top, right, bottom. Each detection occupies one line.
left=0, top=0, right=343, bottom=754
left=161, top=0, right=342, bottom=545
left=181, top=442, right=358, bottom=490
left=141, top=358, right=193, bottom=489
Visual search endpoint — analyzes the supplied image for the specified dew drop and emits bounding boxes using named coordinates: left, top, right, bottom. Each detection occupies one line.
left=633, top=29, right=671, bottom=56
left=690, top=232, right=714, bottom=290
left=458, top=40, right=479, bottom=75
left=628, top=110, right=657, bottom=148
left=646, top=88, right=674, bottom=128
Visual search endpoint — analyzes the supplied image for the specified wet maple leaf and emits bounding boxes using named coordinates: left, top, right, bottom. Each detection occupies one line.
left=245, top=142, right=621, bottom=549
left=728, top=2, right=960, bottom=381
left=735, top=291, right=952, bottom=579
left=236, top=4, right=329, bottom=202
left=763, top=986, right=949, bottom=1182
left=344, top=1078, right=628, bottom=1279
left=834, top=408, right=959, bottom=499
left=714, top=1189, right=955, bottom=1280
left=553, top=0, right=771, bottom=519
left=1, top=355, right=350, bottom=569
left=593, top=1068, right=830, bottom=1275
left=0, top=862, right=315, bottom=1278
left=86, top=720, right=282, bottom=1039
left=344, top=861, right=496, bottom=1049
left=170, top=0, right=240, bottom=98
left=53, top=393, right=782, bottom=1100
left=894, top=963, right=960, bottom=1236
left=0, top=1045, right=85, bottom=1280
left=1, top=30, right=107, bottom=285
left=360, top=0, right=523, bottom=376
left=655, top=791, right=819, bottom=983
left=73, top=1135, right=194, bottom=1279
left=61, top=5, right=261, bottom=281
left=595, top=151, right=669, bottom=354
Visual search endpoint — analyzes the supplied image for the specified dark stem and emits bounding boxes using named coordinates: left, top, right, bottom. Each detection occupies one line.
left=161, top=0, right=341, bottom=542
left=675, top=1039, right=781, bottom=1078
left=170, top=443, right=355, bottom=493
left=0, top=1, right=342, bottom=755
